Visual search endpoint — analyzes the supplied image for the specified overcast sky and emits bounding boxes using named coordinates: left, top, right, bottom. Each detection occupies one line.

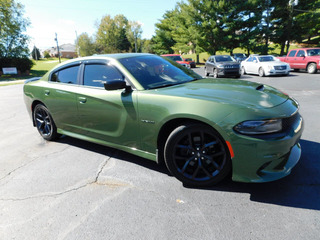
left=18, top=0, right=181, bottom=50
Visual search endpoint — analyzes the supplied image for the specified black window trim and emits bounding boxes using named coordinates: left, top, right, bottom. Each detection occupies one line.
left=48, top=61, right=82, bottom=85
left=80, top=59, right=136, bottom=90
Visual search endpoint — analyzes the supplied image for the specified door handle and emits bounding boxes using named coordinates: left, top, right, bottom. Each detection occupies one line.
left=78, top=97, right=87, bottom=104
left=44, top=90, right=50, bottom=96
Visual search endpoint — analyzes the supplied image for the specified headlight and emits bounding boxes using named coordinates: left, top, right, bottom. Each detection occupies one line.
left=268, top=65, right=273, bottom=70
left=234, top=119, right=282, bottom=135
left=217, top=64, right=224, bottom=68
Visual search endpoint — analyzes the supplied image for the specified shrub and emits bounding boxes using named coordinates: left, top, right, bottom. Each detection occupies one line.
left=0, top=57, right=34, bottom=74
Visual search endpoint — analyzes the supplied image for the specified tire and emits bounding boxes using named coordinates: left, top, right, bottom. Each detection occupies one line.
left=307, top=63, right=317, bottom=74
left=213, top=68, right=219, bottom=78
left=164, top=124, right=231, bottom=187
left=33, top=104, right=60, bottom=141
left=204, top=67, right=210, bottom=77
left=241, top=66, right=246, bottom=75
left=258, top=67, right=265, bottom=77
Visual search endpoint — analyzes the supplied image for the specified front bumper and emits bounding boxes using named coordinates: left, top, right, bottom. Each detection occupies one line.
left=230, top=113, right=303, bottom=183
left=218, top=68, right=241, bottom=76
left=265, top=69, right=290, bottom=76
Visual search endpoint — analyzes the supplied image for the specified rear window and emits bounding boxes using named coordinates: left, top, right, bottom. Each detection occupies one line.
left=51, top=65, right=79, bottom=84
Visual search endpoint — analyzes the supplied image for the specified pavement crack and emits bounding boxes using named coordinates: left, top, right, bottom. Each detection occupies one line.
left=0, top=153, right=114, bottom=202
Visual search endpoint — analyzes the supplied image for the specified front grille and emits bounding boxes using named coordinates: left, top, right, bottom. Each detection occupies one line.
left=274, top=65, right=287, bottom=70
left=225, top=65, right=239, bottom=69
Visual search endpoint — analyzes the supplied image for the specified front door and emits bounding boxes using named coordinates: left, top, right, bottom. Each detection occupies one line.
left=76, top=63, right=140, bottom=148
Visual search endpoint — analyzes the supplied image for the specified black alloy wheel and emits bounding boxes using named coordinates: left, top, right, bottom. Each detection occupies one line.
left=33, top=104, right=60, bottom=141
left=164, top=124, right=231, bottom=187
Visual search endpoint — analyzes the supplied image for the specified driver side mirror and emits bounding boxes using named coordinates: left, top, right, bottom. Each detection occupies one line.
left=253, top=60, right=258, bottom=63
left=104, top=80, right=131, bottom=91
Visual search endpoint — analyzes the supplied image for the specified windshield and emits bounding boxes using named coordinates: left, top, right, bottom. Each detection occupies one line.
left=258, top=56, right=275, bottom=62
left=307, top=49, right=320, bottom=56
left=234, top=54, right=246, bottom=58
left=215, top=55, right=236, bottom=62
left=119, top=55, right=201, bottom=90
left=164, top=55, right=183, bottom=61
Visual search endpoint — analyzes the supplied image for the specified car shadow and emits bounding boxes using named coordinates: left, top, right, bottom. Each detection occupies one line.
left=58, top=136, right=320, bottom=211
left=186, top=139, right=320, bottom=211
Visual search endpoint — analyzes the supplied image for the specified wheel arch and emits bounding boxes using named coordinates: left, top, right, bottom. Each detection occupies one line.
left=156, top=118, right=232, bottom=165
left=31, top=100, right=46, bottom=126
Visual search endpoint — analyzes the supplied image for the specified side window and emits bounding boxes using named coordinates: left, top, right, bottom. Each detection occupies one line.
left=247, top=56, right=253, bottom=62
left=297, top=50, right=305, bottom=57
left=83, top=64, right=123, bottom=88
left=50, top=65, right=79, bottom=84
left=288, top=50, right=297, bottom=57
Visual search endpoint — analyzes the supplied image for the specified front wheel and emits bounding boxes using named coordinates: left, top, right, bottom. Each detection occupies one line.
left=213, top=68, right=219, bottom=78
left=258, top=67, right=265, bottom=77
left=164, top=124, right=231, bottom=187
left=307, top=63, right=317, bottom=74
left=241, top=66, right=246, bottom=75
left=33, top=104, right=60, bottom=141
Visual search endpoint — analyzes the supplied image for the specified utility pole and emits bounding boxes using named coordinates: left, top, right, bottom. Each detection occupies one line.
left=55, top=32, right=61, bottom=63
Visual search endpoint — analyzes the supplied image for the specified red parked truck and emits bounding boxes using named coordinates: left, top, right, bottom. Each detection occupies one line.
left=277, top=48, right=320, bottom=74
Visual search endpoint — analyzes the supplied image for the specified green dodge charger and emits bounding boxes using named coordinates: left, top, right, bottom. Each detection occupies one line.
left=23, top=53, right=303, bottom=186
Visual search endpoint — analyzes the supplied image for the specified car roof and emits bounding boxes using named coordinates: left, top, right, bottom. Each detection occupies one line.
left=161, top=54, right=180, bottom=56
left=291, top=48, right=320, bottom=50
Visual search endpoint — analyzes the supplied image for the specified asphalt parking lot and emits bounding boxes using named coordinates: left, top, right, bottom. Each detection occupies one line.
left=0, top=69, right=319, bottom=240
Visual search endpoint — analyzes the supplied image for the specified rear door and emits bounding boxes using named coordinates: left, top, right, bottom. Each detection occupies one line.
left=44, top=63, right=80, bottom=132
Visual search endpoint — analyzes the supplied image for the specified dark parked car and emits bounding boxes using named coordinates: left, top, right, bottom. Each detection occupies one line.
left=184, top=58, right=196, bottom=68
left=232, top=53, right=247, bottom=62
left=205, top=55, right=241, bottom=78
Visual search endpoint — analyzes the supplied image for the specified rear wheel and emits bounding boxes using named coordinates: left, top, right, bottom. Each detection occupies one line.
left=33, top=104, right=60, bottom=141
left=164, top=124, right=231, bottom=187
left=204, top=68, right=210, bottom=77
left=258, top=67, right=265, bottom=77
left=307, top=63, right=317, bottom=74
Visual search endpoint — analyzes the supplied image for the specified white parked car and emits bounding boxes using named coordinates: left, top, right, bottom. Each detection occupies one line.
left=241, top=55, right=290, bottom=77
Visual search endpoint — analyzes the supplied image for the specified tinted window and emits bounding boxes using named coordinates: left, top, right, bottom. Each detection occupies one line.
left=306, top=49, right=320, bottom=56
left=119, top=55, right=200, bottom=89
left=247, top=56, right=253, bottom=62
left=215, top=56, right=235, bottom=62
left=83, top=64, right=123, bottom=88
left=297, top=50, right=305, bottom=57
left=288, top=50, right=297, bottom=57
left=51, top=65, right=79, bottom=84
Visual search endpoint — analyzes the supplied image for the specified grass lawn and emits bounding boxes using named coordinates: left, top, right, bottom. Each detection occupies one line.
left=0, top=58, right=68, bottom=82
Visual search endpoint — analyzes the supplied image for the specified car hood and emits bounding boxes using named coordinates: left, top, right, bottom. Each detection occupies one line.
left=260, top=61, right=289, bottom=66
left=153, top=78, right=289, bottom=109
left=218, top=61, right=240, bottom=66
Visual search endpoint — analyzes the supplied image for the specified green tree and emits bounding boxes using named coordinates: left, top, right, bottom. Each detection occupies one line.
left=76, top=32, right=96, bottom=57
left=127, top=21, right=143, bottom=52
left=0, top=0, right=30, bottom=57
left=96, top=14, right=131, bottom=53
left=31, top=46, right=40, bottom=60
left=151, top=10, right=177, bottom=54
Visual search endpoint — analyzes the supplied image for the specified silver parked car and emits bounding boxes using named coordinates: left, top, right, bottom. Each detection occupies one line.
left=241, top=55, right=290, bottom=77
